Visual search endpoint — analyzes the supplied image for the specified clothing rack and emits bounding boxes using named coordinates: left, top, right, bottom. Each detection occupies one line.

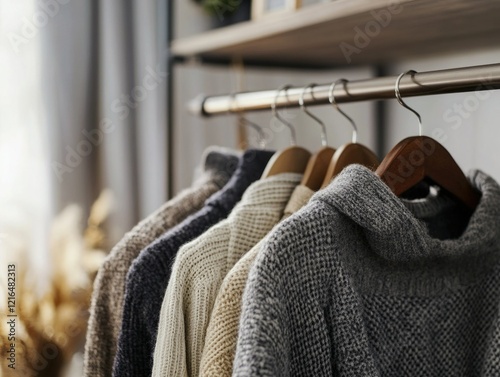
left=189, top=63, right=500, bottom=116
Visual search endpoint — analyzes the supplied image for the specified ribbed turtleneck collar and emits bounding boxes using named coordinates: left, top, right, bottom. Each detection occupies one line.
left=205, top=149, right=275, bottom=212
left=315, top=164, right=500, bottom=263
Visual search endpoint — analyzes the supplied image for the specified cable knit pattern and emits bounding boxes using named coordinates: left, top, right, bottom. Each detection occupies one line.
left=111, top=149, right=274, bottom=377
left=83, top=148, right=238, bottom=377
left=233, top=165, right=500, bottom=377
left=152, top=173, right=301, bottom=377
left=199, top=185, right=314, bottom=377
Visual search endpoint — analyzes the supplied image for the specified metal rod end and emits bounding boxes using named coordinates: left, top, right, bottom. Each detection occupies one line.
left=188, top=94, right=209, bottom=116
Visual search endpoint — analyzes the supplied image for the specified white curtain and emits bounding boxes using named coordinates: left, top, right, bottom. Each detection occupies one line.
left=0, top=0, right=169, bottom=291
left=0, top=0, right=53, bottom=291
left=40, top=0, right=169, bottom=245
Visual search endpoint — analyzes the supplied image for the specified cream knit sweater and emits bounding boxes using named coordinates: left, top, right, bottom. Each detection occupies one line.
left=199, top=185, right=314, bottom=377
left=151, top=173, right=302, bottom=377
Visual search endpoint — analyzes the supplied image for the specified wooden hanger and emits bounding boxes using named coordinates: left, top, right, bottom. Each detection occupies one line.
left=376, top=136, right=479, bottom=209
left=262, top=85, right=311, bottom=178
left=376, top=71, right=480, bottom=210
left=301, top=147, right=336, bottom=190
left=262, top=146, right=312, bottom=177
left=322, top=144, right=379, bottom=188
left=298, top=84, right=336, bottom=191
left=321, top=79, right=379, bottom=188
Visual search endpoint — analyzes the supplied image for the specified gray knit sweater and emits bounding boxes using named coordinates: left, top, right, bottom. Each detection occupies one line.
left=233, top=165, right=500, bottom=377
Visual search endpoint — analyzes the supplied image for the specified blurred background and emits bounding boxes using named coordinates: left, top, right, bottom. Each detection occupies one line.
left=1, top=0, right=500, bottom=375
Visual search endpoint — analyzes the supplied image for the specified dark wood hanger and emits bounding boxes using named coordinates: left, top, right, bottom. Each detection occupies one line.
left=261, top=146, right=311, bottom=178
left=297, top=83, right=338, bottom=191
left=321, top=143, right=379, bottom=188
left=376, top=136, right=480, bottom=210
left=301, top=146, right=336, bottom=191
left=262, top=84, right=313, bottom=178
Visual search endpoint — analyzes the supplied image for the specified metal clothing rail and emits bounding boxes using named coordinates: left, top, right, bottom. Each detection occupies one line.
left=189, top=63, right=500, bottom=116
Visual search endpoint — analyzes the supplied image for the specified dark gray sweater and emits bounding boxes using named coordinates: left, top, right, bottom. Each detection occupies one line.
left=234, top=165, right=500, bottom=376
left=112, top=149, right=274, bottom=377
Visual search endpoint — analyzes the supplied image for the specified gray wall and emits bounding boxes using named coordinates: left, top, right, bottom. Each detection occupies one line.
left=173, top=1, right=500, bottom=192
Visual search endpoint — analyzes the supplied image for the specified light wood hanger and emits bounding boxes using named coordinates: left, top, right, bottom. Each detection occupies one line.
left=376, top=70, right=480, bottom=210
left=321, top=79, right=379, bottom=188
left=322, top=144, right=379, bottom=188
left=299, top=84, right=336, bottom=191
left=262, top=85, right=311, bottom=178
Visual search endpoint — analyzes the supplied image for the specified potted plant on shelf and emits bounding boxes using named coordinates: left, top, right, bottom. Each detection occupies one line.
left=194, top=0, right=252, bottom=28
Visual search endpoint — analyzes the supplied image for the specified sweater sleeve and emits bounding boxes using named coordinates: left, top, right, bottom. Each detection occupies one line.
left=232, top=212, right=336, bottom=377
left=232, top=236, right=293, bottom=377
left=151, top=249, right=191, bottom=377
left=112, top=237, right=179, bottom=377
left=152, top=222, right=231, bottom=377
left=200, top=242, right=261, bottom=377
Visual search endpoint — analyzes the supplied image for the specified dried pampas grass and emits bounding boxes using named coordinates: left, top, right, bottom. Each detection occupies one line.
left=0, top=190, right=112, bottom=377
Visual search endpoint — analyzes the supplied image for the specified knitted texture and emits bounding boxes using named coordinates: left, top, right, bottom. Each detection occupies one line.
left=111, top=149, right=274, bottom=377
left=233, top=165, right=500, bottom=377
left=152, top=173, right=301, bottom=377
left=83, top=148, right=238, bottom=377
left=199, top=184, right=313, bottom=377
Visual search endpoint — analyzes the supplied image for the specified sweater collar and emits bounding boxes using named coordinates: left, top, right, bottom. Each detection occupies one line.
left=283, top=185, right=314, bottom=218
left=205, top=149, right=275, bottom=212
left=195, top=147, right=241, bottom=188
left=224, top=172, right=302, bottom=272
left=315, top=164, right=500, bottom=262
left=230, top=173, right=303, bottom=209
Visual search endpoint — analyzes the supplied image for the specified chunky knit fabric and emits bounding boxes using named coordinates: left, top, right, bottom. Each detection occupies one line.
left=199, top=184, right=313, bottom=377
left=152, top=173, right=301, bottom=377
left=83, top=148, right=238, bottom=377
left=234, top=165, right=500, bottom=377
left=111, top=149, right=274, bottom=377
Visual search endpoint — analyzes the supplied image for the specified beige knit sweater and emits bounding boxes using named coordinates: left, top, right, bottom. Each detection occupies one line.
left=83, top=149, right=238, bottom=377
left=151, top=173, right=302, bottom=377
left=199, top=185, right=314, bottom=377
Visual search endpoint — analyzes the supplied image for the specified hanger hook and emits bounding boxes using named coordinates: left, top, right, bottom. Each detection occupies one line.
left=299, top=83, right=327, bottom=147
left=230, top=92, right=266, bottom=149
left=329, top=78, right=358, bottom=144
left=272, top=85, right=297, bottom=145
left=395, top=70, right=423, bottom=136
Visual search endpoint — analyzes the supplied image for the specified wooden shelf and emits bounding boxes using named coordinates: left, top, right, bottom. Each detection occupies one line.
left=172, top=0, right=500, bottom=68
